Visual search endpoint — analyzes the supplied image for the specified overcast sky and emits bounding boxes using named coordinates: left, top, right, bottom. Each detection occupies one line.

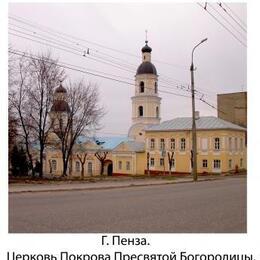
left=8, top=3, right=247, bottom=136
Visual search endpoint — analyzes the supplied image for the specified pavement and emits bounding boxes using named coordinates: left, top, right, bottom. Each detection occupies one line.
left=8, top=175, right=226, bottom=193
left=9, top=176, right=247, bottom=233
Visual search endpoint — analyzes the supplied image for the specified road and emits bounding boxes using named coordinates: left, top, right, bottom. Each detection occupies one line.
left=9, top=177, right=246, bottom=233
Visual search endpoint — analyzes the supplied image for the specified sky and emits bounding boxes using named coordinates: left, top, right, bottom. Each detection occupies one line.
left=8, top=3, right=247, bottom=136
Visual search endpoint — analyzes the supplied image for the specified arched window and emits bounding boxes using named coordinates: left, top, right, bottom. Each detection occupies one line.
left=75, top=161, right=80, bottom=172
left=156, top=107, right=159, bottom=118
left=139, top=81, right=144, bottom=93
left=138, top=106, right=143, bottom=117
left=150, top=138, right=155, bottom=149
left=155, top=82, right=158, bottom=93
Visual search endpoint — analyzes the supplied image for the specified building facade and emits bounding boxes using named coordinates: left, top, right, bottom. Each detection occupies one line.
left=44, top=41, right=247, bottom=177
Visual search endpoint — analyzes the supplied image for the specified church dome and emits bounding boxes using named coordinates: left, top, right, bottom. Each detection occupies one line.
left=55, top=83, right=67, bottom=93
left=51, top=100, right=70, bottom=113
left=136, top=62, right=157, bottom=75
left=141, top=43, right=152, bottom=53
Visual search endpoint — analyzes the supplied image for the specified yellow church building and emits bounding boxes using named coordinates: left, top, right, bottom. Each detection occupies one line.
left=44, top=40, right=247, bottom=177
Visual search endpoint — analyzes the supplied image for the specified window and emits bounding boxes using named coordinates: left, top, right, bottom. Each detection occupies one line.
left=138, top=106, right=143, bottom=117
left=160, top=158, right=164, bottom=166
left=229, top=137, right=232, bottom=151
left=229, top=159, right=232, bottom=169
left=234, top=137, right=238, bottom=150
left=139, top=81, right=144, bottom=93
left=155, top=82, right=158, bottom=93
left=202, top=159, right=208, bottom=168
left=240, top=138, right=243, bottom=150
left=126, top=161, right=130, bottom=171
left=51, top=160, right=57, bottom=171
left=150, top=138, right=155, bottom=149
left=118, top=161, right=122, bottom=170
left=150, top=158, right=154, bottom=167
left=180, top=138, right=186, bottom=151
left=240, top=158, right=243, bottom=168
left=214, top=138, right=220, bottom=150
left=75, top=161, right=80, bottom=172
left=160, top=138, right=165, bottom=150
left=156, top=107, right=159, bottom=118
left=88, top=162, right=92, bottom=174
left=213, top=159, right=221, bottom=169
left=170, top=138, right=175, bottom=150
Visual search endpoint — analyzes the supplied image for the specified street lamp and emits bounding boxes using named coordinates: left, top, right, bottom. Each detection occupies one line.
left=190, top=38, right=208, bottom=182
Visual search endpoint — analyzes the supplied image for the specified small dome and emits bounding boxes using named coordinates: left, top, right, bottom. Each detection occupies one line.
left=136, top=62, right=157, bottom=75
left=51, top=100, right=70, bottom=113
left=55, top=83, right=67, bottom=93
left=141, top=42, right=152, bottom=53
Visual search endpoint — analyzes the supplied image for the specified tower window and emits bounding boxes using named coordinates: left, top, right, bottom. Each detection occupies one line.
left=156, top=107, right=159, bottom=118
left=138, top=106, right=143, bottom=117
left=139, top=81, right=144, bottom=93
left=155, top=82, right=158, bottom=93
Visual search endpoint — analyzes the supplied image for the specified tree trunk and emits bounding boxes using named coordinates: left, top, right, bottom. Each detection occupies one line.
left=81, top=166, right=84, bottom=180
left=100, top=162, right=104, bottom=175
left=62, top=157, right=68, bottom=177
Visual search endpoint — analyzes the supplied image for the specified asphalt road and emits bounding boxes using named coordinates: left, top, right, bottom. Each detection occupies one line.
left=9, top=177, right=247, bottom=233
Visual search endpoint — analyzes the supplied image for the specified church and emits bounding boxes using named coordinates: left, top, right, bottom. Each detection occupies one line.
left=44, top=40, right=247, bottom=177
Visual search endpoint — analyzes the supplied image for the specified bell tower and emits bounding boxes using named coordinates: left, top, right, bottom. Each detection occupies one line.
left=128, top=39, right=161, bottom=141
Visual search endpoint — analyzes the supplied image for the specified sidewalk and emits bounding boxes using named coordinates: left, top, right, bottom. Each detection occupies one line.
left=9, top=175, right=226, bottom=193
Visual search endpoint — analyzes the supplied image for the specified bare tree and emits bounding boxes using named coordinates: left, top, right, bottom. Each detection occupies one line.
left=76, top=152, right=88, bottom=179
left=9, top=55, right=35, bottom=175
left=94, top=151, right=108, bottom=175
left=9, top=51, right=65, bottom=177
left=51, top=80, right=104, bottom=177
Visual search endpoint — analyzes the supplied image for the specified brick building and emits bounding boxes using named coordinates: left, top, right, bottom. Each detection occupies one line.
left=217, top=92, right=247, bottom=128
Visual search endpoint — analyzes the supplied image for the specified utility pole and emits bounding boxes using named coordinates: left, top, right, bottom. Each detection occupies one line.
left=147, top=152, right=150, bottom=176
left=190, top=38, right=208, bottom=182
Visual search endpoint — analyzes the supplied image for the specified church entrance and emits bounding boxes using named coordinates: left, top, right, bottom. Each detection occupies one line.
left=107, top=163, right=113, bottom=176
left=104, top=160, right=113, bottom=176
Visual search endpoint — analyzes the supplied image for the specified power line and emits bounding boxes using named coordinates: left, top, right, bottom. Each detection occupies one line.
left=222, top=2, right=247, bottom=28
left=9, top=30, right=222, bottom=113
left=208, top=3, right=246, bottom=40
left=9, top=30, right=198, bottom=97
left=9, top=32, right=136, bottom=73
left=9, top=14, right=188, bottom=71
left=9, top=49, right=193, bottom=99
left=197, top=2, right=247, bottom=47
left=9, top=48, right=224, bottom=115
left=217, top=2, right=247, bottom=33
left=9, top=15, right=199, bottom=92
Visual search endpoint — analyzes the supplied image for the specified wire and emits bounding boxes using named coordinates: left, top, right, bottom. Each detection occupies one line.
left=9, top=49, right=193, bottom=99
left=222, top=2, right=247, bottom=28
left=9, top=32, right=136, bottom=73
left=9, top=15, right=200, bottom=93
left=9, top=14, right=188, bottom=70
left=9, top=30, right=199, bottom=97
left=9, top=48, right=225, bottom=115
left=197, top=2, right=247, bottom=48
left=208, top=3, right=246, bottom=40
left=217, top=2, right=247, bottom=33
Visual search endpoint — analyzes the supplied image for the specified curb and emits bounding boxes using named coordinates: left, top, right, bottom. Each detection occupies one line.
left=9, top=177, right=221, bottom=194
